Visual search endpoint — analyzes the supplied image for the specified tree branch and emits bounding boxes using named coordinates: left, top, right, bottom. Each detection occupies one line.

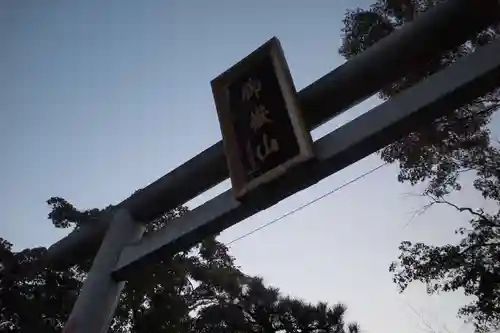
left=432, top=102, right=499, bottom=128
left=428, top=195, right=500, bottom=227
left=459, top=242, right=500, bottom=256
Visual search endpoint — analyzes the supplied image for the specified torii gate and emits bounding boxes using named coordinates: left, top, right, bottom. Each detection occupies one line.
left=41, top=1, right=500, bottom=332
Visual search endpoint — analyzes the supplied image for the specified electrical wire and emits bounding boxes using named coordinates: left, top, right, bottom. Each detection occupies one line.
left=225, top=162, right=389, bottom=246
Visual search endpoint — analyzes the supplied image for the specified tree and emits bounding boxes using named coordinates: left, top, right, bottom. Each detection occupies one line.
left=389, top=147, right=500, bottom=332
left=340, top=1, right=500, bottom=332
left=0, top=197, right=359, bottom=332
left=0, top=238, right=79, bottom=332
left=340, top=0, right=499, bottom=199
left=388, top=193, right=500, bottom=332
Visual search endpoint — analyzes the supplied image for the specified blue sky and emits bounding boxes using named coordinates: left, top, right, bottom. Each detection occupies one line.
left=2, top=1, right=499, bottom=332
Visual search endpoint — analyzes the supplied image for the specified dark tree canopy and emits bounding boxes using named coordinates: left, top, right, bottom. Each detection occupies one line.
left=340, top=0, right=500, bottom=199
left=1, top=197, right=359, bottom=332
left=340, top=1, right=500, bottom=332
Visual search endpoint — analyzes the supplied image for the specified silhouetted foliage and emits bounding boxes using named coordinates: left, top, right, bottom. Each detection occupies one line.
left=340, top=0, right=500, bottom=198
left=1, top=197, right=359, bottom=332
left=340, top=1, right=500, bottom=332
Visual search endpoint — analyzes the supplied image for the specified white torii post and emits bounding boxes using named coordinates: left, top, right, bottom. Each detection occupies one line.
left=63, top=210, right=144, bottom=333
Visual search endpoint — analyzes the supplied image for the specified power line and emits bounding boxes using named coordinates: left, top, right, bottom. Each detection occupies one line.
left=225, top=162, right=389, bottom=246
